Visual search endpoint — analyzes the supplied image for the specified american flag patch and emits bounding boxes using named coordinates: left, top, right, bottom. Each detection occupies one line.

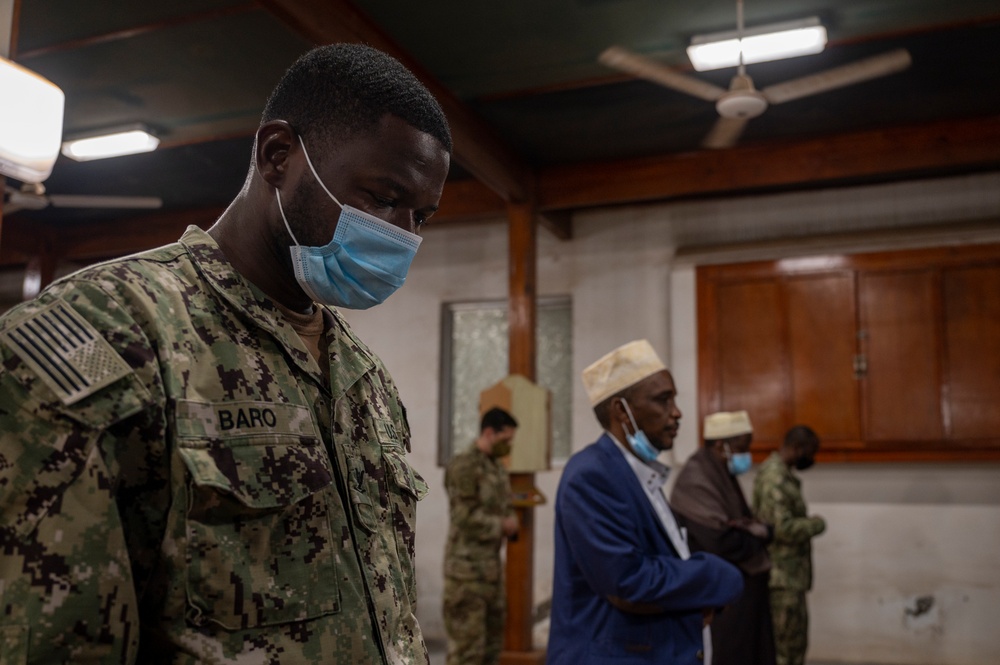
left=1, top=299, right=132, bottom=405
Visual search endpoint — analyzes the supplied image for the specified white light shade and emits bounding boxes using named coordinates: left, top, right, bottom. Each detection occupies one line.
left=0, top=56, right=65, bottom=184
left=62, top=128, right=160, bottom=161
left=687, top=18, right=827, bottom=72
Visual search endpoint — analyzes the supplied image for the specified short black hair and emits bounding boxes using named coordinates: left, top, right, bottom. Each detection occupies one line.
left=784, top=425, right=818, bottom=449
left=481, top=407, right=518, bottom=432
left=262, top=43, right=452, bottom=152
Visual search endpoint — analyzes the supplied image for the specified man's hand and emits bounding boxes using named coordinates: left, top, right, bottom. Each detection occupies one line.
left=502, top=515, right=520, bottom=538
left=728, top=517, right=771, bottom=540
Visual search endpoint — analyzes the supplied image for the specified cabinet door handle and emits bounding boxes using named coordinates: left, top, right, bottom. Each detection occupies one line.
left=853, top=354, right=868, bottom=378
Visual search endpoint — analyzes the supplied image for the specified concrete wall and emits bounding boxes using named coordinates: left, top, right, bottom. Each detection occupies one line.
left=342, top=172, right=1000, bottom=664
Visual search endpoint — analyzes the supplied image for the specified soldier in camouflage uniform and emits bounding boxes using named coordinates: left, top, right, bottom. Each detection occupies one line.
left=443, top=407, right=520, bottom=665
left=752, top=425, right=827, bottom=665
left=0, top=44, right=451, bottom=664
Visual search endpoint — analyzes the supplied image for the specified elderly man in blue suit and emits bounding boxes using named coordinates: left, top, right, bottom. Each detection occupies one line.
left=548, top=340, right=744, bottom=665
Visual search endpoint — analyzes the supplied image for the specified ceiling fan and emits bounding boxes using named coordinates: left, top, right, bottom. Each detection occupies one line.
left=3, top=182, right=163, bottom=215
left=599, top=0, right=912, bottom=149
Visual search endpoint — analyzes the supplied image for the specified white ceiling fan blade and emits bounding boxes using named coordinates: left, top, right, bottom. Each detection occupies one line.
left=5, top=189, right=49, bottom=211
left=47, top=195, right=164, bottom=209
left=702, top=116, right=749, bottom=149
left=762, top=48, right=912, bottom=105
left=599, top=46, right=727, bottom=103
left=2, top=201, right=28, bottom=214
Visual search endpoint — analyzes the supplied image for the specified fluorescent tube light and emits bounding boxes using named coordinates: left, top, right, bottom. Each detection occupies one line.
left=0, top=56, right=65, bottom=184
left=62, top=126, right=159, bottom=161
left=687, top=17, right=827, bottom=72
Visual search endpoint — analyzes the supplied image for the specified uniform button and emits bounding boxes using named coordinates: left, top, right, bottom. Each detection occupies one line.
left=696, top=649, right=704, bottom=660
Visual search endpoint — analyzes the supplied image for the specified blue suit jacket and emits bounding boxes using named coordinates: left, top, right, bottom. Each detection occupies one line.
left=548, top=434, right=744, bottom=664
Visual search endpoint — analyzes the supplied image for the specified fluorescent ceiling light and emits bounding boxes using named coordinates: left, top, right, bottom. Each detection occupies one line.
left=687, top=17, right=827, bottom=72
left=62, top=126, right=159, bottom=161
left=0, top=56, right=65, bottom=184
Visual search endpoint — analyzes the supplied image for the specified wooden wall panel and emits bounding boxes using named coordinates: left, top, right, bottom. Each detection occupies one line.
left=715, top=280, right=788, bottom=446
left=786, top=274, right=862, bottom=444
left=944, top=265, right=1000, bottom=439
left=859, top=270, right=943, bottom=441
left=697, top=243, right=1000, bottom=462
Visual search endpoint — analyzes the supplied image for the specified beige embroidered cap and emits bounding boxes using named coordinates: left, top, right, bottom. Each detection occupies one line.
left=582, top=339, right=667, bottom=406
left=703, top=410, right=753, bottom=440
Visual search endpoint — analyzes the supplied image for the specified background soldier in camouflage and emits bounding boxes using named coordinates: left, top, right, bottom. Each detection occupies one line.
left=443, top=407, right=520, bottom=665
left=0, top=44, right=451, bottom=664
left=752, top=425, right=827, bottom=665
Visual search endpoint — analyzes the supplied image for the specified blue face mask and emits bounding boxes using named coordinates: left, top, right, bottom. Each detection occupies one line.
left=621, top=400, right=661, bottom=463
left=725, top=444, right=753, bottom=475
left=276, top=136, right=422, bottom=309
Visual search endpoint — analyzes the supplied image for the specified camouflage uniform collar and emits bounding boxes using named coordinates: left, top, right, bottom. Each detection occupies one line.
left=179, top=225, right=291, bottom=339
left=178, top=226, right=374, bottom=398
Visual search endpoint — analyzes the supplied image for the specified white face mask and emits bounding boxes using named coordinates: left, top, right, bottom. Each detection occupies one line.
left=276, top=136, right=422, bottom=309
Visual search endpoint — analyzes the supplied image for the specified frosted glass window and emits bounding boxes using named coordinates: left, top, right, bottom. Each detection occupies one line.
left=439, top=297, right=572, bottom=465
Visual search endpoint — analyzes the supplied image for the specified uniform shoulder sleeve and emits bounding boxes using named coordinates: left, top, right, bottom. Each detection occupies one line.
left=0, top=278, right=164, bottom=663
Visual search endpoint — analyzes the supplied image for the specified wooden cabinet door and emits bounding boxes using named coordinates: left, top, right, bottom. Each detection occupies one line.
left=786, top=273, right=862, bottom=445
left=698, top=243, right=1000, bottom=461
left=859, top=270, right=944, bottom=442
left=707, top=273, right=861, bottom=448
left=944, top=264, right=1000, bottom=440
left=713, top=279, right=789, bottom=447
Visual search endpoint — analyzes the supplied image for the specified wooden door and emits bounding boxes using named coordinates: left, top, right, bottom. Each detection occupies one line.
left=859, top=269, right=944, bottom=442
left=785, top=273, right=862, bottom=445
left=943, top=264, right=1000, bottom=440
left=697, top=243, right=1000, bottom=461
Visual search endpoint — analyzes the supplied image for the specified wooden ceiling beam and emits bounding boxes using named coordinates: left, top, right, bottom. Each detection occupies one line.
left=258, top=0, right=535, bottom=205
left=435, top=178, right=506, bottom=223
left=539, top=115, right=1000, bottom=211
left=4, top=116, right=997, bottom=267
left=409, top=115, right=1000, bottom=219
left=14, top=4, right=259, bottom=60
left=0, top=207, right=223, bottom=267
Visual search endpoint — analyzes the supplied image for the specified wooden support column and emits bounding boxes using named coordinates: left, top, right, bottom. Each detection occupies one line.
left=502, top=202, right=546, bottom=664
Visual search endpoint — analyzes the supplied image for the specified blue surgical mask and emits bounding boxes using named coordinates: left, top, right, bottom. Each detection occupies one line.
left=621, top=400, right=660, bottom=464
left=276, top=136, right=422, bottom=309
left=725, top=444, right=753, bottom=476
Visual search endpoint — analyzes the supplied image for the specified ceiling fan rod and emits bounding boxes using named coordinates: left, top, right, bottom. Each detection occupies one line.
left=736, top=0, right=746, bottom=75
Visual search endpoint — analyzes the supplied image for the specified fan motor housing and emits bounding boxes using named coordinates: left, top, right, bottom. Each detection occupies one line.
left=716, top=90, right=768, bottom=119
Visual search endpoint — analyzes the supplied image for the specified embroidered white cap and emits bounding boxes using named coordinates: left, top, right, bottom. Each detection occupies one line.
left=582, top=339, right=667, bottom=406
left=704, top=410, right=753, bottom=440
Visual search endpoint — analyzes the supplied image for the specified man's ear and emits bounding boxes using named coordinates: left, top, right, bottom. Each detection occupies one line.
left=610, top=397, right=628, bottom=425
left=255, top=120, right=296, bottom=188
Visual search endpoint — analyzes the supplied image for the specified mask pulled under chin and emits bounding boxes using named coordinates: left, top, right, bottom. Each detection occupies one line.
left=621, top=399, right=661, bottom=463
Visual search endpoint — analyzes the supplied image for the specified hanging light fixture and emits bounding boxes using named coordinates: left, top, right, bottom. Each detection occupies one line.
left=687, top=16, right=827, bottom=72
left=0, top=56, right=65, bottom=184
left=62, top=124, right=160, bottom=162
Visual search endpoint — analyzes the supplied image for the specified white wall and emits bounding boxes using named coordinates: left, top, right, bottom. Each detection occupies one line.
left=342, top=171, right=1000, bottom=663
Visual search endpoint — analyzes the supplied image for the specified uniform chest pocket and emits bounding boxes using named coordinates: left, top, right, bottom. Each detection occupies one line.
left=179, top=436, right=340, bottom=631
